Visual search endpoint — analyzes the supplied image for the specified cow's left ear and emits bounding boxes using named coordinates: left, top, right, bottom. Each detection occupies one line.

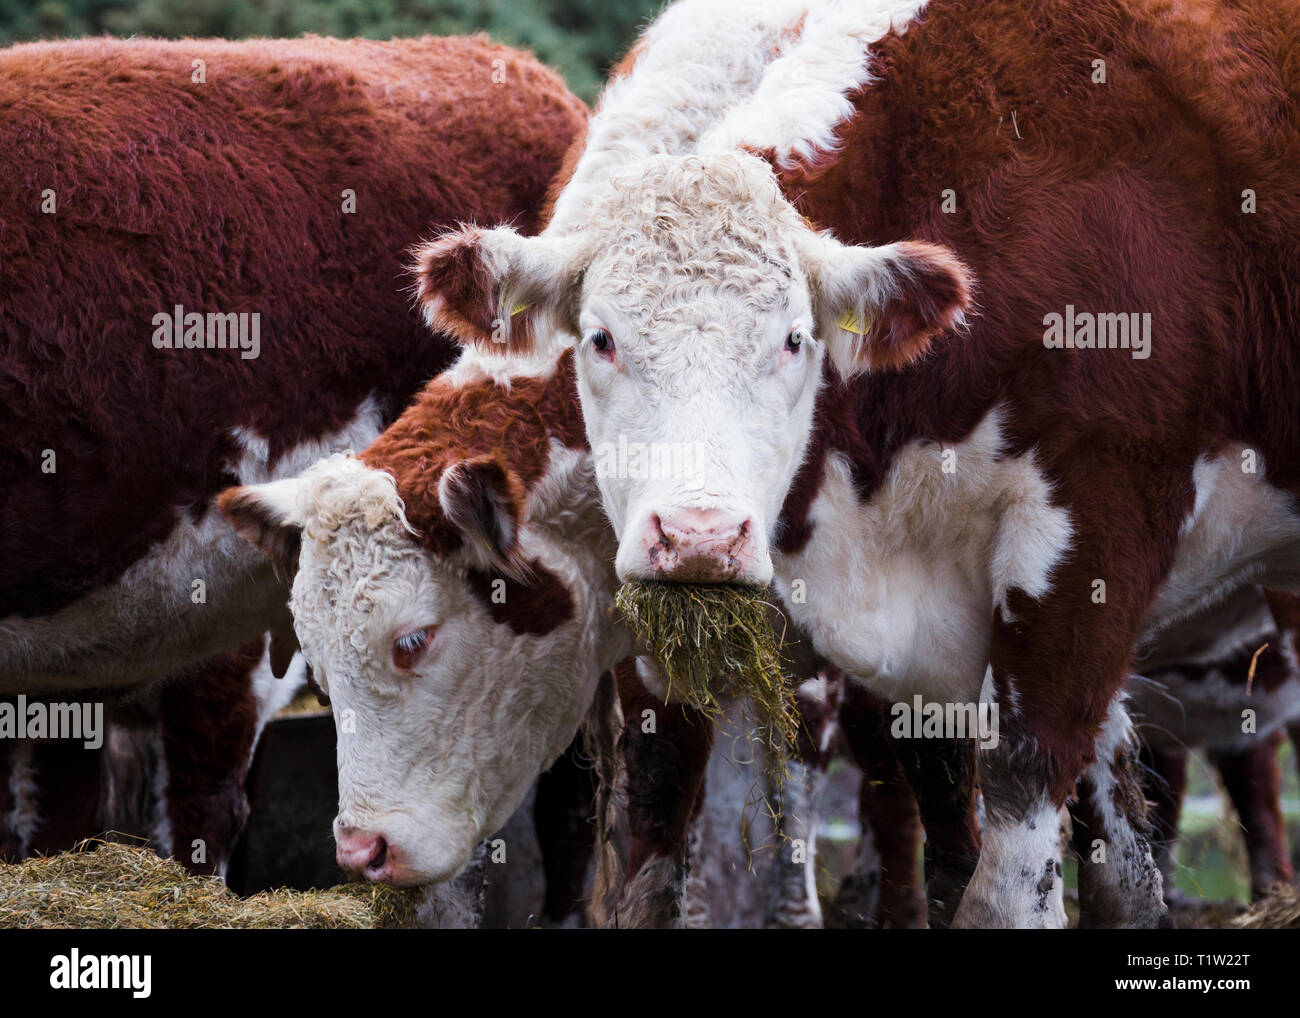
left=217, top=479, right=304, bottom=585
left=437, top=455, right=528, bottom=574
left=412, top=226, right=592, bottom=355
left=798, top=234, right=973, bottom=377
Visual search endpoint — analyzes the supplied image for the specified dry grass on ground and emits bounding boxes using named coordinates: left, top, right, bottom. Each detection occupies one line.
left=0, top=840, right=419, bottom=929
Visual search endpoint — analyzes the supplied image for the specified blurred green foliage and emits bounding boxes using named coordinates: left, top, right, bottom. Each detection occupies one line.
left=0, top=0, right=663, bottom=99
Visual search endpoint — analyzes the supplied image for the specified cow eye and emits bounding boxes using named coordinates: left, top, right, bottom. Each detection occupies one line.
left=587, top=329, right=615, bottom=359
left=785, top=329, right=807, bottom=354
left=392, top=627, right=434, bottom=671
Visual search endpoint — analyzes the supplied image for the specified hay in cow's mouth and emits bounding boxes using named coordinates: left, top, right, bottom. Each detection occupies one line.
left=0, top=839, right=421, bottom=929
left=613, top=581, right=798, bottom=775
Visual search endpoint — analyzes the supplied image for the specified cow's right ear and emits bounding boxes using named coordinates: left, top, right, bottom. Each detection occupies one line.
left=217, top=479, right=304, bottom=585
left=797, top=233, right=972, bottom=378
left=437, top=455, right=528, bottom=575
left=412, top=226, right=590, bottom=355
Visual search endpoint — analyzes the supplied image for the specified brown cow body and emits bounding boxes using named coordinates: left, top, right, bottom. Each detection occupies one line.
left=0, top=34, right=584, bottom=692
left=766, top=0, right=1300, bottom=926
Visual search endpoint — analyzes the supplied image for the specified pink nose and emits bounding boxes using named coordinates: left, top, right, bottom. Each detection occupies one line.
left=336, top=827, right=392, bottom=881
left=643, top=508, right=756, bottom=582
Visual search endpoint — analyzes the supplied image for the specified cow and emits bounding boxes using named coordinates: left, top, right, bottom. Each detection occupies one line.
left=1129, top=587, right=1300, bottom=904
left=0, top=35, right=585, bottom=873
left=411, top=0, right=1300, bottom=926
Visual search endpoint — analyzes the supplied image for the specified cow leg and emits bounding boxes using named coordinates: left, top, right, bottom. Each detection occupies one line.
left=0, top=739, right=31, bottom=861
left=613, top=659, right=713, bottom=929
left=1068, top=698, right=1167, bottom=927
left=681, top=807, right=713, bottom=928
left=955, top=489, right=1174, bottom=930
left=533, top=734, right=598, bottom=926
left=894, top=736, right=981, bottom=929
left=762, top=674, right=840, bottom=929
left=28, top=741, right=104, bottom=857
left=1136, top=740, right=1188, bottom=902
left=762, top=757, right=825, bottom=928
left=954, top=704, right=1071, bottom=929
left=828, top=781, right=884, bottom=929
left=961, top=689, right=1166, bottom=929
left=156, top=639, right=266, bottom=878
left=835, top=681, right=929, bottom=928
left=1208, top=730, right=1293, bottom=900
left=0, top=735, right=102, bottom=861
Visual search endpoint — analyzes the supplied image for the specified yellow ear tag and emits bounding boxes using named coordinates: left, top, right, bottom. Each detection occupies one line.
left=510, top=301, right=532, bottom=318
left=838, top=309, right=873, bottom=335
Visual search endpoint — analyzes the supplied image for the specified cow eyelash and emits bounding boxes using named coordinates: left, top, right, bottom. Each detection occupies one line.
left=392, top=627, right=434, bottom=671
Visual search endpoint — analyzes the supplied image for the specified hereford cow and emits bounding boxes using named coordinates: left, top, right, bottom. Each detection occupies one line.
left=0, top=35, right=585, bottom=873
left=412, top=0, right=1300, bottom=926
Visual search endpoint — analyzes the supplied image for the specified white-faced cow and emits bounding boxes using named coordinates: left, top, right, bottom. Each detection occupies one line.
left=219, top=348, right=643, bottom=898
left=414, top=0, right=1300, bottom=926
left=0, top=35, right=585, bottom=875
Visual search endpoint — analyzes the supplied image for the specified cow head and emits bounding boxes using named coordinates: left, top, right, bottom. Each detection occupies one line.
left=218, top=360, right=622, bottom=886
left=416, top=151, right=971, bottom=586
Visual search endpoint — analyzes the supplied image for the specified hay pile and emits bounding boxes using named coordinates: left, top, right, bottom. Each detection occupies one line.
left=614, top=581, right=797, bottom=770
left=0, top=840, right=420, bottom=929
left=1232, top=885, right=1300, bottom=929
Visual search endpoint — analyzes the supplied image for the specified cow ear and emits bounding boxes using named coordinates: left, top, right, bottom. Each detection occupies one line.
left=437, top=455, right=528, bottom=573
left=799, top=235, right=972, bottom=378
left=217, top=479, right=304, bottom=585
left=412, top=226, right=590, bottom=355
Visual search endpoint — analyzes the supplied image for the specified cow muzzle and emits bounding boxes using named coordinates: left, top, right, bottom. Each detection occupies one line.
left=636, top=507, right=765, bottom=584
left=336, top=826, right=421, bottom=886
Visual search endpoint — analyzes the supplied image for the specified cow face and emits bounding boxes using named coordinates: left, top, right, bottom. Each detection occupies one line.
left=219, top=450, right=616, bottom=886
left=416, top=152, right=971, bottom=586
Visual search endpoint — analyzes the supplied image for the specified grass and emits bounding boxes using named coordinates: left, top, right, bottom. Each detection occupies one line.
left=614, top=581, right=799, bottom=771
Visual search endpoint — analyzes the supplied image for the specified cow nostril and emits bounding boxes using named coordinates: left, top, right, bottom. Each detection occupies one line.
left=368, top=837, right=388, bottom=872
left=650, top=513, right=672, bottom=547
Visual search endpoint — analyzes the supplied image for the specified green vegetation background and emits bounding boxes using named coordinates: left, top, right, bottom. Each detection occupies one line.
left=0, top=0, right=663, bottom=99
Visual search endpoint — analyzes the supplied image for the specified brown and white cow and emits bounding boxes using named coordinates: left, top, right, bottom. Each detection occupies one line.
left=4, top=645, right=604, bottom=929
left=414, top=0, right=1300, bottom=926
left=0, top=35, right=585, bottom=873
left=220, top=349, right=631, bottom=886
